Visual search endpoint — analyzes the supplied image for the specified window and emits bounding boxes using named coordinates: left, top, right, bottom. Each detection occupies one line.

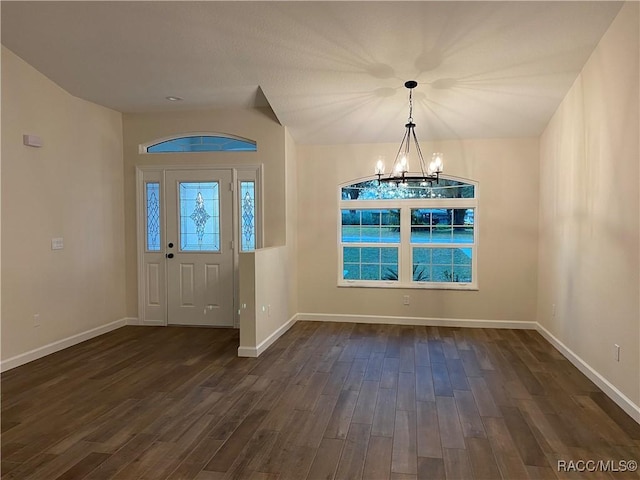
left=178, top=182, right=220, bottom=251
left=339, top=177, right=477, bottom=289
left=145, top=182, right=161, bottom=251
left=240, top=181, right=256, bottom=251
left=342, top=209, right=400, bottom=281
left=143, top=134, right=256, bottom=153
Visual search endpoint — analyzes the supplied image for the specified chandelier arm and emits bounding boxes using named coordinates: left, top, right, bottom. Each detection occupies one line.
left=411, top=127, right=428, bottom=176
left=393, top=127, right=411, bottom=169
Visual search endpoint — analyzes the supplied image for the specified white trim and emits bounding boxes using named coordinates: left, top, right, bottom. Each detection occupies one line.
left=0, top=318, right=129, bottom=372
left=136, top=164, right=263, bottom=173
left=238, top=314, right=298, bottom=358
left=536, top=323, right=640, bottom=424
left=337, top=281, right=478, bottom=290
left=297, top=313, right=536, bottom=330
left=237, top=346, right=259, bottom=357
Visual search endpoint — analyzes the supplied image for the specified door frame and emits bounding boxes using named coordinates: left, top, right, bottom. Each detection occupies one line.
left=135, top=164, right=263, bottom=327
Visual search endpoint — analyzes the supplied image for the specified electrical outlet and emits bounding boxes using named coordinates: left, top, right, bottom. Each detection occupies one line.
left=33, top=313, right=41, bottom=327
left=614, top=344, right=620, bottom=362
left=403, top=295, right=410, bottom=305
left=551, top=303, right=556, bottom=319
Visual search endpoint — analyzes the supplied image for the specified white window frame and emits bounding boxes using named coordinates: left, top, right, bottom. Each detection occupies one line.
left=338, top=176, right=478, bottom=290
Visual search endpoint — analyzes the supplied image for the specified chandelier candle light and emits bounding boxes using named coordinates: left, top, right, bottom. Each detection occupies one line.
left=375, top=80, right=443, bottom=185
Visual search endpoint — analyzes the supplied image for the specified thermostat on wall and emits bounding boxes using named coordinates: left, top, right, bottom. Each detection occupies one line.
left=23, top=134, right=43, bottom=148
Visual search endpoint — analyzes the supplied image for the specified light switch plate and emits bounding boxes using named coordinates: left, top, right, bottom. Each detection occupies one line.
left=51, top=237, right=64, bottom=250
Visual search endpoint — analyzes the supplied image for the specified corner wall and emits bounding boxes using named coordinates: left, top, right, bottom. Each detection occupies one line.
left=1, top=47, right=126, bottom=364
left=538, top=2, right=640, bottom=413
left=238, top=127, right=299, bottom=356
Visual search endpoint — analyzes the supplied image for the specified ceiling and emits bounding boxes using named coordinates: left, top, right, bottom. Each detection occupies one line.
left=1, top=1, right=623, bottom=144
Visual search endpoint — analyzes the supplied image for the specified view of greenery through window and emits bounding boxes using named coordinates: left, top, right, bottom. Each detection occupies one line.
left=339, top=178, right=477, bottom=287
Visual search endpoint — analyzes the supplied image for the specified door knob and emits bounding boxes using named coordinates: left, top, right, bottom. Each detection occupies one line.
left=166, top=253, right=174, bottom=259
left=168, top=242, right=174, bottom=248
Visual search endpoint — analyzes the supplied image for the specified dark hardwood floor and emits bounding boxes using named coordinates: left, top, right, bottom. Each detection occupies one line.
left=2, top=322, right=639, bottom=479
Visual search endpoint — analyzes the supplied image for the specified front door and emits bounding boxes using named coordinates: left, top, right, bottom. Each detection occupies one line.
left=164, top=169, right=234, bottom=326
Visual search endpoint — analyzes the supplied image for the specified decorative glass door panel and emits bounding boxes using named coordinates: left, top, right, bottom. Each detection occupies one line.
left=240, top=181, right=256, bottom=251
left=165, top=170, right=233, bottom=327
left=178, top=182, right=220, bottom=251
left=145, top=182, right=161, bottom=251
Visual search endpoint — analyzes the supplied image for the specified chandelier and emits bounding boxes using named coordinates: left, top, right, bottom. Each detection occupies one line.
left=375, top=80, right=443, bottom=185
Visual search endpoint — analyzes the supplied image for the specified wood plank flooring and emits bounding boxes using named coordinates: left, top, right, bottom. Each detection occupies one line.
left=2, top=322, right=639, bottom=479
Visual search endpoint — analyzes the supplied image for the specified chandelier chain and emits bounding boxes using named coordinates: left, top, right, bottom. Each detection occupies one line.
left=408, top=88, right=414, bottom=123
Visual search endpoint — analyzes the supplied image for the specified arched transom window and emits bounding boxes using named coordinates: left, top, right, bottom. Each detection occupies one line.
left=142, top=133, right=256, bottom=153
left=339, top=177, right=478, bottom=289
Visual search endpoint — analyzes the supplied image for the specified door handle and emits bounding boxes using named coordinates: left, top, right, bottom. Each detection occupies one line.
left=166, top=253, right=174, bottom=259
left=168, top=242, right=174, bottom=248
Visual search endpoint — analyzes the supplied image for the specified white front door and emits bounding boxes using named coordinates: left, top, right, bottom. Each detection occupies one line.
left=164, top=169, right=234, bottom=326
left=137, top=165, right=261, bottom=327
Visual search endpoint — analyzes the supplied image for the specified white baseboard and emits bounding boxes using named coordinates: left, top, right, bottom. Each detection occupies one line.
left=238, top=314, right=298, bottom=358
left=536, top=323, right=640, bottom=424
left=296, top=312, right=537, bottom=330
left=126, top=317, right=140, bottom=325
left=0, top=318, right=129, bottom=372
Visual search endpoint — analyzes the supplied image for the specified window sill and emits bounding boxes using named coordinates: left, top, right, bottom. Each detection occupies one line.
left=338, top=281, right=478, bottom=291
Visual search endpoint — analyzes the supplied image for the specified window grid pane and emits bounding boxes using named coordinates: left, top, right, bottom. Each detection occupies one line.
left=179, top=182, right=220, bottom=251
left=412, top=247, right=473, bottom=283
left=146, top=182, right=161, bottom=251
left=343, top=246, right=398, bottom=281
left=240, top=181, right=256, bottom=251
left=411, top=208, right=474, bottom=244
left=341, top=209, right=400, bottom=244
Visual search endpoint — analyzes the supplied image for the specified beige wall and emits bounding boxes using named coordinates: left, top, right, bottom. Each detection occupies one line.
left=538, top=2, right=640, bottom=407
left=1, top=47, right=126, bottom=361
left=285, top=128, right=299, bottom=318
left=239, top=246, right=292, bottom=354
left=122, top=109, right=286, bottom=317
left=238, top=127, right=298, bottom=354
left=297, top=138, right=539, bottom=322
left=238, top=252, right=257, bottom=350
